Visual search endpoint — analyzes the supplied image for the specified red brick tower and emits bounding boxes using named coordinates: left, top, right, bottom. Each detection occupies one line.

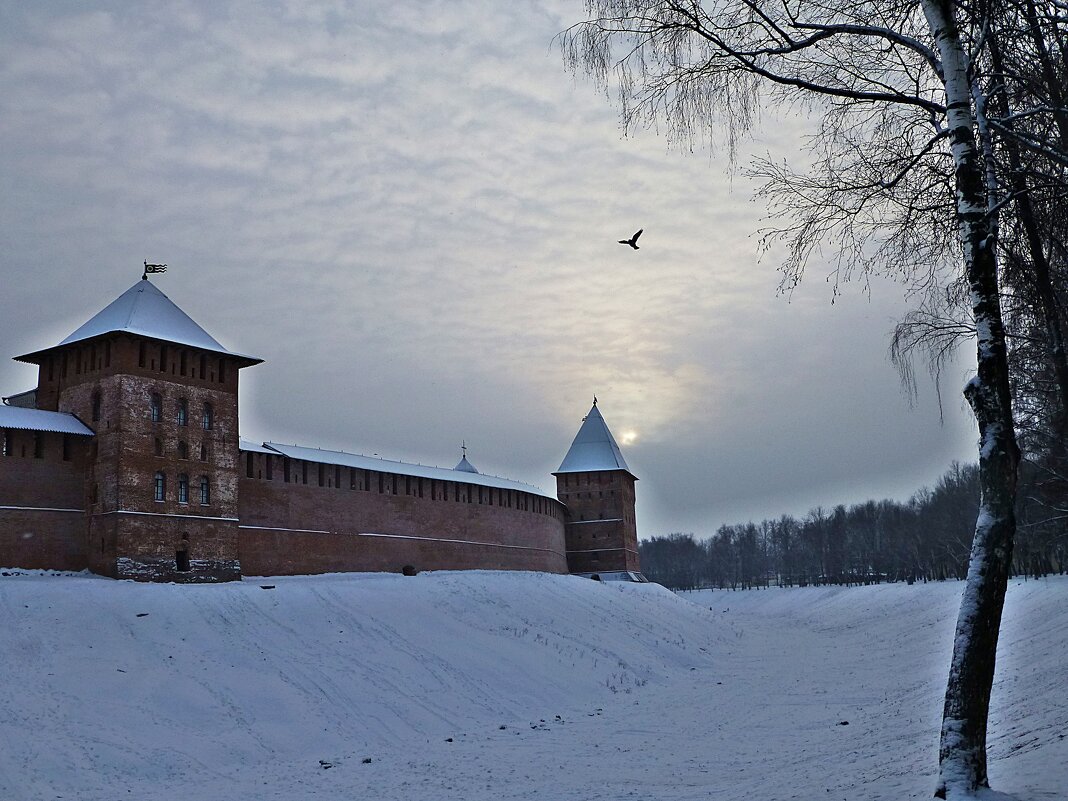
left=14, top=277, right=261, bottom=581
left=554, top=400, right=640, bottom=575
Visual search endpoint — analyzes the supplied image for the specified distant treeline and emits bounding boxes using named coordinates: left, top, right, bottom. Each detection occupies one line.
left=640, top=461, right=1067, bottom=591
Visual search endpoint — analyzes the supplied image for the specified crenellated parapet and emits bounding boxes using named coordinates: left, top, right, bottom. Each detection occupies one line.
left=2, top=278, right=640, bottom=582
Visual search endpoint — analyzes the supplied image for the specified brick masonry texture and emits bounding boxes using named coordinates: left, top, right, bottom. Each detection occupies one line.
left=0, top=429, right=88, bottom=570
left=2, top=291, right=640, bottom=581
left=238, top=456, right=568, bottom=575
left=556, top=470, right=641, bottom=573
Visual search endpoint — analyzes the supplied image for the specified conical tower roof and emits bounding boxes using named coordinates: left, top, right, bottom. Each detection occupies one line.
left=554, top=402, right=635, bottom=478
left=15, top=278, right=261, bottom=364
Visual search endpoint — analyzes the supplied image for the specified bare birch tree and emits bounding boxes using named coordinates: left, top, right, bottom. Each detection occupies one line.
left=558, top=1, right=1041, bottom=795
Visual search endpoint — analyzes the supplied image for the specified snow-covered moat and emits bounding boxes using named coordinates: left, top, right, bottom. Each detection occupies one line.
left=1, top=570, right=1064, bottom=800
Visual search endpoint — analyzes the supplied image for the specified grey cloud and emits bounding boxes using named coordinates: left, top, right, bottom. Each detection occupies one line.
left=0, top=1, right=978, bottom=538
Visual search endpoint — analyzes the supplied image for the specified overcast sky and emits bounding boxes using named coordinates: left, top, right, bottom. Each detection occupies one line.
left=0, top=1, right=979, bottom=538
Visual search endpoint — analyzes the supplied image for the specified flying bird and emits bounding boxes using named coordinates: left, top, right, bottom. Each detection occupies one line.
left=618, top=228, right=643, bottom=250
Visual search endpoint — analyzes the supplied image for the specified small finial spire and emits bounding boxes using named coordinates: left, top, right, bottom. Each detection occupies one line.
left=592, top=395, right=598, bottom=407
left=454, top=442, right=479, bottom=473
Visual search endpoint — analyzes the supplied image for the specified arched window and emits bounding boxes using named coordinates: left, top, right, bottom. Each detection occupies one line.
left=154, top=437, right=163, bottom=457
left=177, top=474, right=189, bottom=503
left=154, top=471, right=166, bottom=502
left=177, top=398, right=188, bottom=426
left=202, top=403, right=214, bottom=431
left=199, top=476, right=210, bottom=505
left=91, top=392, right=101, bottom=422
left=150, top=393, right=162, bottom=423
left=177, top=440, right=188, bottom=460
left=200, top=443, right=208, bottom=461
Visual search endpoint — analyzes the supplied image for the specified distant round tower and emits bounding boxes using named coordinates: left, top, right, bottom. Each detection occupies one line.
left=554, top=400, right=640, bottom=575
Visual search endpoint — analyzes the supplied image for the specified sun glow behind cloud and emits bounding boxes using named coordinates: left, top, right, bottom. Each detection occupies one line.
left=0, top=0, right=978, bottom=537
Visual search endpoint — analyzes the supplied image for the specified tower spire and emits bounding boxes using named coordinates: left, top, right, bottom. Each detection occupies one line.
left=555, top=401, right=632, bottom=476
left=454, top=441, right=479, bottom=474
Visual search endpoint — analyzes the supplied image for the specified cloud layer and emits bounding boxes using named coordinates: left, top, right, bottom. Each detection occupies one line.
left=0, top=1, right=978, bottom=537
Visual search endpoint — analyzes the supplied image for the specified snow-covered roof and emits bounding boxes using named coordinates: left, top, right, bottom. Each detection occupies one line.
left=453, top=455, right=479, bottom=473
left=15, top=279, right=261, bottom=364
left=239, top=438, right=277, bottom=454
left=0, top=406, right=94, bottom=436
left=554, top=403, right=635, bottom=477
left=1, top=389, right=37, bottom=409
left=247, top=441, right=559, bottom=500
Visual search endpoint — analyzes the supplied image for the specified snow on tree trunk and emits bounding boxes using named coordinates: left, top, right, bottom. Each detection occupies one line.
left=921, top=1, right=1021, bottom=797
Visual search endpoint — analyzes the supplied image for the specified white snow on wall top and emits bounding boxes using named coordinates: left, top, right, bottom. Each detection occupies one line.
left=239, top=438, right=277, bottom=454
left=46, top=279, right=259, bottom=361
left=248, top=441, right=559, bottom=500
left=0, top=406, right=94, bottom=436
left=555, top=404, right=633, bottom=476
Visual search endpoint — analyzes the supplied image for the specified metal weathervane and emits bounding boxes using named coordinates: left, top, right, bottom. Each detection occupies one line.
left=142, top=260, right=167, bottom=280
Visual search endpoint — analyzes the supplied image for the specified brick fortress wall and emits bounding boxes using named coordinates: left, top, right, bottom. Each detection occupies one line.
left=238, top=451, right=568, bottom=576
left=0, top=429, right=89, bottom=570
left=2, top=281, right=628, bottom=580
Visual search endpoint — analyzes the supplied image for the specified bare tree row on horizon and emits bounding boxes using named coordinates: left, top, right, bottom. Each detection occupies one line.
left=641, top=460, right=1066, bottom=592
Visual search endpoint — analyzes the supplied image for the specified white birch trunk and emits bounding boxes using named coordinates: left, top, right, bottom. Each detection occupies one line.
left=920, top=1, right=1021, bottom=797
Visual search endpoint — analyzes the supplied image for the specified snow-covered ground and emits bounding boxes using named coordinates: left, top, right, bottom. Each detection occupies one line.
left=0, top=570, right=1064, bottom=800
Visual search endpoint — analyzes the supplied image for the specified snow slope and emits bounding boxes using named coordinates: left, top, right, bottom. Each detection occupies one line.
left=0, top=570, right=1064, bottom=800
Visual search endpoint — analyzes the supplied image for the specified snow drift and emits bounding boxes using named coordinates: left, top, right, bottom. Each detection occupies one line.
left=0, top=570, right=1064, bottom=800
